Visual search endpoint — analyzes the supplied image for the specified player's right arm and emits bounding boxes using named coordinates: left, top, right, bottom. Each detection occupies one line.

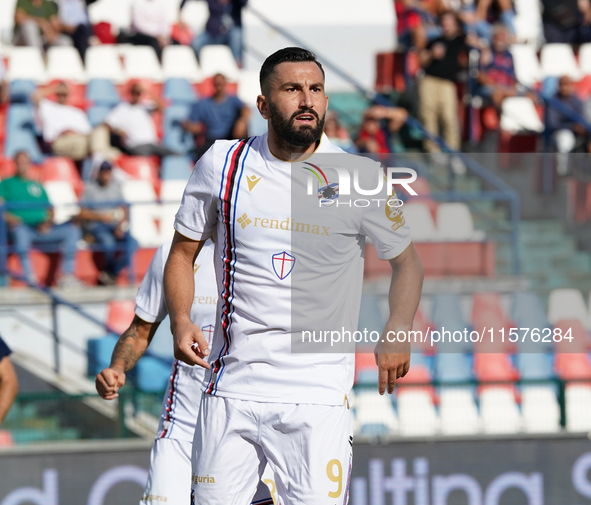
left=164, top=232, right=210, bottom=369
left=95, top=316, right=161, bottom=400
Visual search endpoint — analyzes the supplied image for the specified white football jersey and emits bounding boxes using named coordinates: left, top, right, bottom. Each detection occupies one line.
left=135, top=239, right=217, bottom=441
left=174, top=133, right=412, bottom=406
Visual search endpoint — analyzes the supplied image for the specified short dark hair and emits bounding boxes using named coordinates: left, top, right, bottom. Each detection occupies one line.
left=259, top=47, right=325, bottom=95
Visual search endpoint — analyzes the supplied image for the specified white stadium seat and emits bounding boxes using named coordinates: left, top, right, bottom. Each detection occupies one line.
left=162, top=45, right=203, bottom=82
left=512, top=0, right=542, bottom=44
left=480, top=388, right=521, bottom=434
left=400, top=203, right=437, bottom=242
left=46, top=46, right=87, bottom=83
left=160, top=180, right=187, bottom=203
left=44, top=182, right=80, bottom=225
left=0, top=0, right=18, bottom=40
left=540, top=43, right=582, bottom=80
left=439, top=388, right=480, bottom=435
left=164, top=0, right=184, bottom=24
left=200, top=45, right=240, bottom=81
left=88, top=0, right=132, bottom=29
left=521, top=386, right=560, bottom=433
left=6, top=47, right=47, bottom=83
left=435, top=203, right=485, bottom=241
left=510, top=44, right=542, bottom=87
left=121, top=180, right=162, bottom=247
left=566, top=385, right=591, bottom=432
left=579, top=43, right=591, bottom=75
left=355, top=390, right=398, bottom=436
left=86, top=45, right=125, bottom=83
left=397, top=390, right=438, bottom=436
left=500, top=96, right=544, bottom=133
left=548, top=288, right=591, bottom=328
left=122, top=46, right=163, bottom=82
left=180, top=1, right=209, bottom=32
left=237, top=70, right=262, bottom=106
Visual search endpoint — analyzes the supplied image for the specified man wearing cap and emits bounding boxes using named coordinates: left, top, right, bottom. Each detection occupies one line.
left=79, top=161, right=136, bottom=285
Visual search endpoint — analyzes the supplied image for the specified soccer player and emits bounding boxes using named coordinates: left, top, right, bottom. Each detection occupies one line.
left=95, top=239, right=273, bottom=505
left=164, top=47, right=424, bottom=504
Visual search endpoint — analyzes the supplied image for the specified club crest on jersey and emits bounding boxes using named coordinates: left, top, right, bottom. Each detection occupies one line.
left=272, top=251, right=295, bottom=280
left=201, top=324, right=215, bottom=346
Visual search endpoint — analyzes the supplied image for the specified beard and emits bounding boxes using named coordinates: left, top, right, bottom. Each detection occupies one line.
left=268, top=102, right=325, bottom=147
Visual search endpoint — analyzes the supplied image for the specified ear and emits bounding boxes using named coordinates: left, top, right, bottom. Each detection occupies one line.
left=257, top=94, right=270, bottom=120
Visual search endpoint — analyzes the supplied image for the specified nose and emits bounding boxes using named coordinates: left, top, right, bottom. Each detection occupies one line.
left=299, top=88, right=314, bottom=109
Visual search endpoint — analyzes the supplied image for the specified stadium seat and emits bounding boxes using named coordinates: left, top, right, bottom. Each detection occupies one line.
left=200, top=45, right=240, bottom=81
left=439, top=388, right=480, bottom=435
left=435, top=203, right=485, bottom=241
left=355, top=390, right=398, bottom=436
left=431, top=293, right=470, bottom=347
left=121, top=180, right=162, bottom=247
left=106, top=299, right=135, bottom=334
left=541, top=76, right=559, bottom=100
left=88, top=105, right=113, bottom=128
left=472, top=292, right=510, bottom=327
left=474, top=353, right=519, bottom=384
left=516, top=353, right=554, bottom=380
left=510, top=44, right=542, bottom=87
left=46, top=46, right=87, bottom=83
left=511, top=292, right=551, bottom=348
left=88, top=0, right=132, bottom=29
left=513, top=0, right=542, bottom=44
left=579, top=43, right=591, bottom=75
left=162, top=46, right=203, bottom=83
left=163, top=104, right=194, bottom=154
left=4, top=129, right=43, bottom=164
left=553, top=319, right=590, bottom=353
left=357, top=295, right=387, bottom=340
left=160, top=179, right=187, bottom=240
left=354, top=351, right=378, bottom=385
left=411, top=304, right=434, bottom=353
left=434, top=353, right=473, bottom=383
left=397, top=390, right=439, bottom=436
left=499, top=97, right=544, bottom=133
left=540, top=44, right=582, bottom=80
left=86, top=79, right=121, bottom=105
left=180, top=0, right=208, bottom=32
left=521, top=386, right=560, bottom=433
left=161, top=155, right=193, bottom=180
left=480, top=387, right=521, bottom=434
left=548, top=288, right=590, bottom=329
left=86, top=46, right=125, bottom=83
left=237, top=70, right=262, bottom=106
left=566, top=384, right=591, bottom=432
left=6, top=47, right=47, bottom=82
left=122, top=46, right=164, bottom=82
left=163, top=78, right=198, bottom=104
left=555, top=352, right=591, bottom=380
left=41, top=157, right=83, bottom=196
left=136, top=356, right=173, bottom=392
left=0, top=0, right=17, bottom=38
left=160, top=180, right=187, bottom=203
left=117, top=156, right=160, bottom=192
left=44, top=181, right=79, bottom=225
left=7, top=104, right=37, bottom=133
left=9, top=79, right=37, bottom=104
left=87, top=334, right=118, bottom=375
left=400, top=203, right=436, bottom=242
left=396, top=362, right=437, bottom=403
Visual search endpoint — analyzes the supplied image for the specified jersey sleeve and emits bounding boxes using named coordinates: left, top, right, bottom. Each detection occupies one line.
left=174, top=144, right=218, bottom=241
left=134, top=245, right=169, bottom=323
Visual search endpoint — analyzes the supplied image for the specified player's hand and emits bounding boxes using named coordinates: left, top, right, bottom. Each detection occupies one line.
left=96, top=367, right=126, bottom=400
left=374, top=334, right=410, bottom=395
left=172, top=319, right=211, bottom=369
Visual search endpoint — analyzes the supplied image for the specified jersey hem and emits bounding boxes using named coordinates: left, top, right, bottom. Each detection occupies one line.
left=173, top=223, right=212, bottom=242
left=377, top=236, right=413, bottom=261
left=201, top=386, right=348, bottom=407
left=134, top=306, right=160, bottom=324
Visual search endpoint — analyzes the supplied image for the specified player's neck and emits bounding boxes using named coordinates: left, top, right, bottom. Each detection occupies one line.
left=266, top=130, right=320, bottom=163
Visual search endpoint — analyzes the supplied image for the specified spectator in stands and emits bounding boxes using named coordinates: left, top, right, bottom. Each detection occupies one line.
left=57, top=0, right=95, bottom=61
left=477, top=24, right=517, bottom=109
left=542, top=0, right=580, bottom=43
left=182, top=73, right=250, bottom=158
left=324, top=111, right=357, bottom=153
left=355, top=105, right=408, bottom=154
left=32, top=81, right=92, bottom=162
left=0, top=151, right=81, bottom=286
left=548, top=75, right=588, bottom=175
left=120, top=0, right=170, bottom=61
left=0, top=335, right=18, bottom=427
left=418, top=11, right=474, bottom=153
left=13, top=0, right=72, bottom=52
left=102, top=81, right=177, bottom=158
left=189, top=0, right=247, bottom=68
left=459, top=0, right=515, bottom=40
left=79, top=161, right=135, bottom=286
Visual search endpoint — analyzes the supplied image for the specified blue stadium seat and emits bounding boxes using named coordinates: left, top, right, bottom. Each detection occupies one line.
left=358, top=295, right=387, bottom=336
left=4, top=129, right=43, bottom=163
left=541, top=77, right=559, bottom=100
left=431, top=294, right=472, bottom=352
left=163, top=78, right=197, bottom=103
left=161, top=155, right=193, bottom=180
left=359, top=423, right=390, bottom=437
left=9, top=79, right=37, bottom=103
left=511, top=292, right=553, bottom=352
left=87, top=334, right=118, bottom=376
left=163, top=104, right=193, bottom=154
left=87, top=105, right=113, bottom=128
left=8, top=104, right=37, bottom=132
left=434, top=353, right=473, bottom=383
left=516, top=353, right=555, bottom=380
left=86, top=78, right=120, bottom=105
left=136, top=356, right=173, bottom=392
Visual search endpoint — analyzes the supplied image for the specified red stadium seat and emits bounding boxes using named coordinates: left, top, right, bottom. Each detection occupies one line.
left=41, top=157, right=83, bottom=196
left=106, top=300, right=136, bottom=335
left=0, top=430, right=14, bottom=447
left=396, top=365, right=438, bottom=403
left=472, top=293, right=516, bottom=353
left=554, top=319, right=591, bottom=353
left=402, top=176, right=438, bottom=219
left=117, top=156, right=161, bottom=195
left=474, top=353, right=519, bottom=382
left=354, top=351, right=377, bottom=384
left=555, top=353, right=591, bottom=380
left=0, top=158, right=42, bottom=180
left=472, top=292, right=509, bottom=325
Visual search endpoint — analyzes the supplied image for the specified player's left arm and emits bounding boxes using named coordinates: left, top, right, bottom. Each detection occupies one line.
left=375, top=243, right=424, bottom=395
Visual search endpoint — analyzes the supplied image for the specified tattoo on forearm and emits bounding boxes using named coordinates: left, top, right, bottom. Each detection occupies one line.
left=110, top=316, right=145, bottom=372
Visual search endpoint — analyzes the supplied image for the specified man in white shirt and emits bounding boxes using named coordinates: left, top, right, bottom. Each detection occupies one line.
left=32, top=81, right=92, bottom=161
left=164, top=47, right=424, bottom=504
left=103, top=81, right=177, bottom=158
